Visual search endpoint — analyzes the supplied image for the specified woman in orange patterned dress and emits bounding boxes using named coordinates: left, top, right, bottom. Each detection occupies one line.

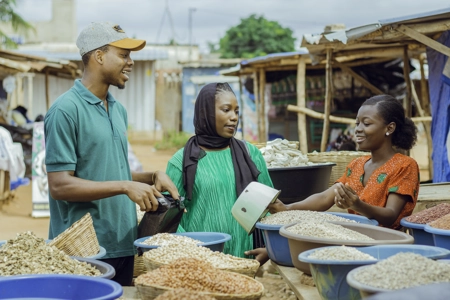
left=269, top=94, right=419, bottom=229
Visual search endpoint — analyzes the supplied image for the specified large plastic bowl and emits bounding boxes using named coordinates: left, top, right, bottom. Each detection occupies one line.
left=280, top=221, right=414, bottom=274
left=0, top=240, right=107, bottom=259
left=268, top=163, right=335, bottom=204
left=360, top=282, right=450, bottom=300
left=298, top=244, right=450, bottom=300
left=325, top=212, right=379, bottom=226
left=255, top=212, right=377, bottom=267
left=0, top=274, right=122, bottom=299
left=134, top=232, right=232, bottom=253
left=400, top=218, right=434, bottom=246
left=73, top=257, right=116, bottom=279
left=424, top=225, right=450, bottom=249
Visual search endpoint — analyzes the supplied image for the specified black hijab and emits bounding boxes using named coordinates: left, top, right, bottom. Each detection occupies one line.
left=182, top=82, right=261, bottom=200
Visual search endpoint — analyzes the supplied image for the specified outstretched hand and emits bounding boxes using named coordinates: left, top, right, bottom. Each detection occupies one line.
left=268, top=199, right=287, bottom=214
left=334, top=182, right=360, bottom=210
left=245, top=248, right=269, bottom=266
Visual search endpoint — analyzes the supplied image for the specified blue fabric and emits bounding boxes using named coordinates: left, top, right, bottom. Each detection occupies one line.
left=427, top=30, right=450, bottom=182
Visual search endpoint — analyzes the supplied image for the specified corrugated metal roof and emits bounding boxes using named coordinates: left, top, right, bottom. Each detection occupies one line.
left=14, top=47, right=168, bottom=61
left=302, top=7, right=450, bottom=48
left=240, top=49, right=309, bottom=66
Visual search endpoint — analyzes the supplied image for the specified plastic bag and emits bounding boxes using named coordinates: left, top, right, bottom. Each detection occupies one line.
left=137, top=195, right=185, bottom=239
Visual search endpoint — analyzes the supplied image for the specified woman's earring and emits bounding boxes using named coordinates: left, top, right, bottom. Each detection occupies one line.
left=386, top=132, right=390, bottom=136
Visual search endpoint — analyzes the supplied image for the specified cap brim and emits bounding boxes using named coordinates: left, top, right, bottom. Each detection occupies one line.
left=109, top=38, right=146, bottom=51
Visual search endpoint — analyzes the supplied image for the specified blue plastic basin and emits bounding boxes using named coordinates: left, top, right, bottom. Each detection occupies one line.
left=400, top=218, right=434, bottom=246
left=255, top=212, right=378, bottom=267
left=299, top=244, right=450, bottom=300
left=0, top=274, right=122, bottom=299
left=424, top=225, right=450, bottom=249
left=134, top=232, right=231, bottom=253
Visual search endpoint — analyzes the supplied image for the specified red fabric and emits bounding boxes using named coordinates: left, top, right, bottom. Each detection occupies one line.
left=336, top=153, right=420, bottom=229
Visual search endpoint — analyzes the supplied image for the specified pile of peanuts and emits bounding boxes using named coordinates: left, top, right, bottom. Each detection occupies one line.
left=154, top=289, right=217, bottom=300
left=405, top=203, right=450, bottom=224
left=135, top=258, right=263, bottom=295
left=308, top=246, right=376, bottom=261
left=143, top=243, right=259, bottom=270
left=141, top=233, right=201, bottom=247
left=260, top=210, right=356, bottom=225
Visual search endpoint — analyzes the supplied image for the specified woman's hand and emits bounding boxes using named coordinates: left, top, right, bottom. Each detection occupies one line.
left=334, top=183, right=361, bottom=210
left=268, top=199, right=287, bottom=214
left=244, top=248, right=269, bottom=266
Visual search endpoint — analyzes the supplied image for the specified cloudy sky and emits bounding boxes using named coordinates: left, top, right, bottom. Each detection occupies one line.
left=16, top=0, right=449, bottom=52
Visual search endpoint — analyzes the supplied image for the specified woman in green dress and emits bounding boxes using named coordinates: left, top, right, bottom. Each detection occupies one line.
left=165, top=82, right=272, bottom=262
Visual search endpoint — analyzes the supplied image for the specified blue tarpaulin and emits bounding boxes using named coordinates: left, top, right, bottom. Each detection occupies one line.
left=427, top=30, right=450, bottom=182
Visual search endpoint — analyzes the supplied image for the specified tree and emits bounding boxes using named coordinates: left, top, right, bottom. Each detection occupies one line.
left=219, top=14, right=295, bottom=59
left=0, top=0, right=34, bottom=48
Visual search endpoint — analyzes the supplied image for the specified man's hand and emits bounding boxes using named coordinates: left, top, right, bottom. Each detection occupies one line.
left=153, top=171, right=180, bottom=200
left=125, top=181, right=162, bottom=212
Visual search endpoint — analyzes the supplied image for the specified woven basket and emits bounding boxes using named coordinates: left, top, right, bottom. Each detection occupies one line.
left=143, top=255, right=260, bottom=278
left=307, top=151, right=369, bottom=187
left=49, top=212, right=100, bottom=257
left=136, top=270, right=264, bottom=300
left=133, top=254, right=147, bottom=278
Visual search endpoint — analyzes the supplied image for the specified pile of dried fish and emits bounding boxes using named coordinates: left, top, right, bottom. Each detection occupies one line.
left=259, top=139, right=312, bottom=168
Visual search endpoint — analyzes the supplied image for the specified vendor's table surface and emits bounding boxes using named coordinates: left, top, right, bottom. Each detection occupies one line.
left=272, top=262, right=321, bottom=300
left=415, top=182, right=450, bottom=212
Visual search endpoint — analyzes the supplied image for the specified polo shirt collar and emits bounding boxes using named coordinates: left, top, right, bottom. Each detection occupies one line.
left=74, top=79, right=117, bottom=105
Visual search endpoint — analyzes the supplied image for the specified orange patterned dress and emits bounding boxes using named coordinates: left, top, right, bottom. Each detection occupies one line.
left=336, top=153, right=420, bottom=229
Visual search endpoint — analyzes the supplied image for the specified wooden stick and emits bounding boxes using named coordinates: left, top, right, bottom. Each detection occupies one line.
left=259, top=69, right=267, bottom=143
left=403, top=46, right=412, bottom=118
left=411, top=79, right=433, bottom=180
left=238, top=76, right=244, bottom=140
left=253, top=71, right=260, bottom=142
left=321, top=48, right=333, bottom=152
left=419, top=54, right=430, bottom=114
left=333, top=60, right=384, bottom=95
left=287, top=104, right=432, bottom=123
left=396, top=24, right=450, bottom=57
left=296, top=56, right=308, bottom=153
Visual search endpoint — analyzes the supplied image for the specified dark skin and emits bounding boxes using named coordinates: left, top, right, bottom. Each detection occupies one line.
left=268, top=104, right=411, bottom=227
left=205, top=91, right=269, bottom=265
left=47, top=45, right=179, bottom=212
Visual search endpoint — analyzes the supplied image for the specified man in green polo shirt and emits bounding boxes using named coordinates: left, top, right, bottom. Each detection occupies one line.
left=44, top=22, right=179, bottom=286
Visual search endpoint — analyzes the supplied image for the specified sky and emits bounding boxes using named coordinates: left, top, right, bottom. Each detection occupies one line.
left=15, top=0, right=450, bottom=53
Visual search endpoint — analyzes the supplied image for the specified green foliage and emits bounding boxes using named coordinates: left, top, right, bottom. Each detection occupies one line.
left=154, top=131, right=193, bottom=151
left=219, top=14, right=295, bottom=59
left=0, top=0, right=35, bottom=49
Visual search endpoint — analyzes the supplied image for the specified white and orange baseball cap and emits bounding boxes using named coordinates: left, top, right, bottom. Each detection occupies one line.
left=76, top=21, right=146, bottom=56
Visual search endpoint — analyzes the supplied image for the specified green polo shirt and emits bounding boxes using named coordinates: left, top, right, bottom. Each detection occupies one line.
left=44, top=79, right=137, bottom=258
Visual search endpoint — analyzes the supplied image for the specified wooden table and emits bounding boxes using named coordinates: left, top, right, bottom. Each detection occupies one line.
left=415, top=182, right=450, bottom=212
left=271, top=262, right=321, bottom=300
left=117, top=287, right=140, bottom=300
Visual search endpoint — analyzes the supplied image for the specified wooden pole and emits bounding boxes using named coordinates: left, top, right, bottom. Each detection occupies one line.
left=321, top=48, right=333, bottom=152
left=27, top=74, right=34, bottom=120
left=287, top=104, right=432, bottom=124
left=45, top=70, right=50, bottom=111
left=297, top=56, right=308, bottom=153
left=396, top=24, right=450, bottom=57
left=253, top=71, right=260, bottom=142
left=411, top=79, right=433, bottom=180
left=402, top=46, right=412, bottom=118
left=259, top=69, right=267, bottom=143
left=238, top=76, right=244, bottom=139
left=419, top=54, right=430, bottom=114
